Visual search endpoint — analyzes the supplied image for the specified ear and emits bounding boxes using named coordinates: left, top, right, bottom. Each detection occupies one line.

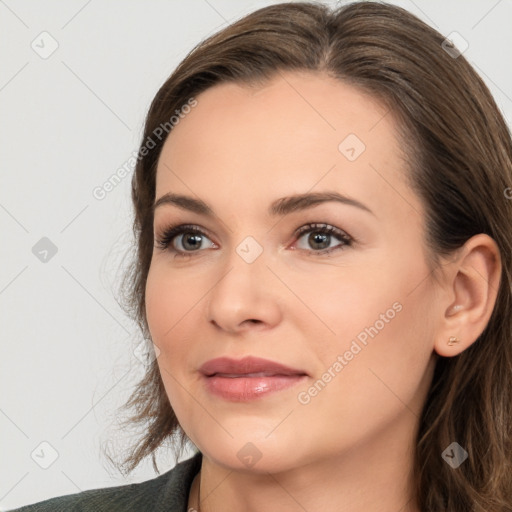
left=433, top=233, right=502, bottom=358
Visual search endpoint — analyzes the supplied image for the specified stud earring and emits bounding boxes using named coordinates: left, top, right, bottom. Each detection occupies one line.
left=447, top=336, right=459, bottom=346
left=452, top=304, right=463, bottom=312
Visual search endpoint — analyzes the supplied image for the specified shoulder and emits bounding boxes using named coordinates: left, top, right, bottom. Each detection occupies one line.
left=7, top=452, right=202, bottom=512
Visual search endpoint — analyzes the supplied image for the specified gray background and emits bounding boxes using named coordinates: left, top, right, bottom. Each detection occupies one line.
left=1, top=0, right=511, bottom=509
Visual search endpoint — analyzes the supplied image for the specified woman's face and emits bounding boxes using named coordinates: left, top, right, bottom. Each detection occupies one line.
left=145, top=71, right=440, bottom=472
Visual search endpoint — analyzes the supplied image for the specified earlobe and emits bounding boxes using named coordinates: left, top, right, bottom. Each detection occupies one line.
left=447, top=335, right=459, bottom=346
left=433, top=234, right=502, bottom=358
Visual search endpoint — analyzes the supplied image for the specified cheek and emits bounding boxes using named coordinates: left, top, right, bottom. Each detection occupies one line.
left=145, top=266, right=200, bottom=416
left=145, top=262, right=213, bottom=388
left=297, top=247, right=435, bottom=398
left=294, top=294, right=434, bottom=452
left=285, top=258, right=399, bottom=358
left=145, top=264, right=201, bottom=344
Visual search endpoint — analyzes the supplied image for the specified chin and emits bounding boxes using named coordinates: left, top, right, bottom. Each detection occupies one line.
left=193, top=429, right=309, bottom=474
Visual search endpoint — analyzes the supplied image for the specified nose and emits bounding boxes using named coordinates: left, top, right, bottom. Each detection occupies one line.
left=206, top=245, right=282, bottom=334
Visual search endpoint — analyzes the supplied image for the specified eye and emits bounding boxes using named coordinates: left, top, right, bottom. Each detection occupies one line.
left=293, top=223, right=353, bottom=255
left=155, top=224, right=216, bottom=257
left=154, top=222, right=354, bottom=258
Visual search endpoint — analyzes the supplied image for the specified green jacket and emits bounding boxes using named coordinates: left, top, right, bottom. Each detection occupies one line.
left=8, top=452, right=202, bottom=512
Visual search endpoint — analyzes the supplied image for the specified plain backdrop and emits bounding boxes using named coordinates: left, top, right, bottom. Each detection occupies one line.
left=1, top=0, right=511, bottom=509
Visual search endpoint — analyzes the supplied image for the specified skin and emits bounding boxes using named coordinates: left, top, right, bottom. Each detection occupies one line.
left=145, top=71, right=501, bottom=512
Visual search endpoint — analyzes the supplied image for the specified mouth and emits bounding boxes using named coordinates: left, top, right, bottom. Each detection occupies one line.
left=199, top=357, right=308, bottom=401
left=202, top=373, right=307, bottom=401
left=208, top=371, right=305, bottom=378
left=199, top=355, right=308, bottom=378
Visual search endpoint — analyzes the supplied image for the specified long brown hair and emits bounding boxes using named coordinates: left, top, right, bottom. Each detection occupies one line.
left=110, top=2, right=512, bottom=509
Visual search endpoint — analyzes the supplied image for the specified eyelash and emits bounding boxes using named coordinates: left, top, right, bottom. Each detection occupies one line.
left=155, top=222, right=354, bottom=258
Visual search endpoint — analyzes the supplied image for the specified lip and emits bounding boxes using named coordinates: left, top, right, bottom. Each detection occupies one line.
left=199, top=356, right=308, bottom=402
left=199, top=356, right=307, bottom=377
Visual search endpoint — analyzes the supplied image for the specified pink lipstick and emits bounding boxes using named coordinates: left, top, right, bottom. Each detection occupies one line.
left=199, top=356, right=308, bottom=401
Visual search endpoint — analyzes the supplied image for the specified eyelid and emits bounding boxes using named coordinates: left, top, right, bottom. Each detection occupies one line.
left=154, top=223, right=216, bottom=253
left=291, top=223, right=354, bottom=254
left=154, top=221, right=355, bottom=257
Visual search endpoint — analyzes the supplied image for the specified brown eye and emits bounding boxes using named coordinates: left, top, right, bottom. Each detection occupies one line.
left=294, top=223, right=353, bottom=255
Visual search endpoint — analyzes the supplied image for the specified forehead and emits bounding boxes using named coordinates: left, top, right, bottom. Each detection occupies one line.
left=155, top=71, right=420, bottom=224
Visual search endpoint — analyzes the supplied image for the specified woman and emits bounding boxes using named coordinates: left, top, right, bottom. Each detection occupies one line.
left=11, top=1, right=512, bottom=511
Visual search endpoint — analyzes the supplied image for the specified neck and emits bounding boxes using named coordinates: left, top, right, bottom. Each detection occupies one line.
left=189, top=410, right=422, bottom=512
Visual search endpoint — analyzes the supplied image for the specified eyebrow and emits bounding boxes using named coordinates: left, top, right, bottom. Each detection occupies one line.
left=153, top=191, right=375, bottom=217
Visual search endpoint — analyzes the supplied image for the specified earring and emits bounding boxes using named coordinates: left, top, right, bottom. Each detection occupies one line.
left=452, top=304, right=463, bottom=312
left=447, top=336, right=459, bottom=346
